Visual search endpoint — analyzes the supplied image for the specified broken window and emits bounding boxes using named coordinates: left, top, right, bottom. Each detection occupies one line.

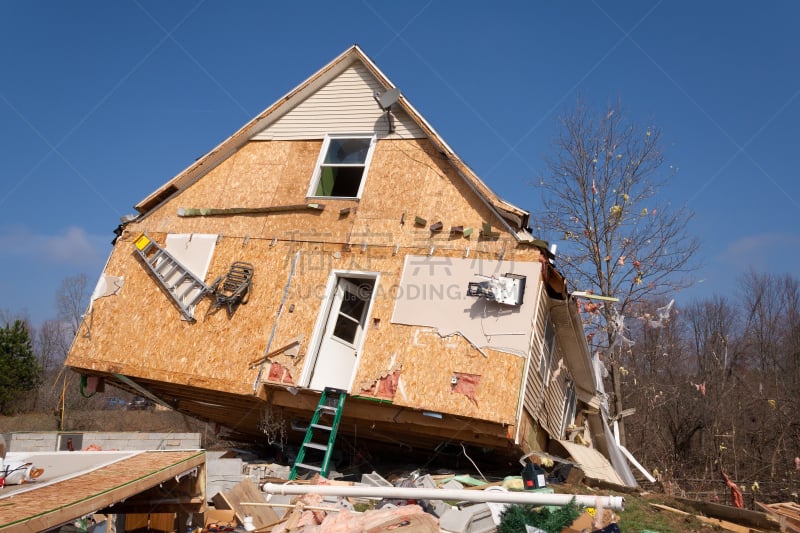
left=308, top=135, right=376, bottom=198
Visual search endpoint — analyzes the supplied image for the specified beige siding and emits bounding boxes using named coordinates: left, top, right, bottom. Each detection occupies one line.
left=523, top=281, right=546, bottom=420
left=542, top=346, right=570, bottom=438
left=522, top=283, right=574, bottom=439
left=253, top=62, right=425, bottom=140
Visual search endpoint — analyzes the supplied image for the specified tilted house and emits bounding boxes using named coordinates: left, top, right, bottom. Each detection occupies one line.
left=66, top=46, right=631, bottom=481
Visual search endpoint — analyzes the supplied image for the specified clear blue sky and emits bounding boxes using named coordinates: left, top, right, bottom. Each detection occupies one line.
left=2, top=1, right=799, bottom=325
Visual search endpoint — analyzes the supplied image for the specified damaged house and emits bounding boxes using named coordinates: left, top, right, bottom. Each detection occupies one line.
left=66, top=46, right=633, bottom=484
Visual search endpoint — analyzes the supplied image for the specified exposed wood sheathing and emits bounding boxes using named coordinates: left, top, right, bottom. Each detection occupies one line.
left=141, top=138, right=514, bottom=249
left=67, top=134, right=541, bottom=444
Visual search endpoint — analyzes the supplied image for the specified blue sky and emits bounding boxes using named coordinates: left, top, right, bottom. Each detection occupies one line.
left=2, top=1, right=799, bottom=325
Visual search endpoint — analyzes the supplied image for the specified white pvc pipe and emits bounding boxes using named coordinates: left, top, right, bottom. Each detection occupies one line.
left=261, top=483, right=625, bottom=511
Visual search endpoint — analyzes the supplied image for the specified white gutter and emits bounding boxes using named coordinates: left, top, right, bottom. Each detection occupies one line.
left=261, top=483, right=625, bottom=511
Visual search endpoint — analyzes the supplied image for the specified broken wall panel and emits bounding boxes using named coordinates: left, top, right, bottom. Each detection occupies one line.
left=391, top=255, right=541, bottom=356
left=361, top=327, right=525, bottom=424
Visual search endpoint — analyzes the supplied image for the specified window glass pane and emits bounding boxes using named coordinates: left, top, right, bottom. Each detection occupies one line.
left=324, top=138, right=370, bottom=164
left=333, top=314, right=358, bottom=344
left=316, top=166, right=336, bottom=196
left=340, top=290, right=367, bottom=320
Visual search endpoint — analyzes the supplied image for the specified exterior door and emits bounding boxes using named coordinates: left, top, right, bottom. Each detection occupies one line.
left=308, top=277, right=374, bottom=391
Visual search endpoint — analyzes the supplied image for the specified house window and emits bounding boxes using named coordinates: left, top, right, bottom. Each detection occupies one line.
left=540, top=314, right=556, bottom=383
left=308, top=135, right=376, bottom=198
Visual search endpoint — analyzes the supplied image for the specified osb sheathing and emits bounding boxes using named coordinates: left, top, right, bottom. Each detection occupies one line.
left=67, top=135, right=543, bottom=426
left=139, top=138, right=511, bottom=250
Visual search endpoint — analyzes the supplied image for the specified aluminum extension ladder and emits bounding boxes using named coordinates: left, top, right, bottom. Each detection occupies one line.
left=133, top=233, right=210, bottom=321
left=289, top=388, right=347, bottom=480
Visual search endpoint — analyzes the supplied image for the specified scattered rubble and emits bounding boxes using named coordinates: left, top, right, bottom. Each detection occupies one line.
left=202, top=456, right=624, bottom=533
left=199, top=448, right=790, bottom=533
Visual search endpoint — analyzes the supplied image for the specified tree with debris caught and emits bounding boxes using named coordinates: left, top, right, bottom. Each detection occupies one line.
left=0, top=320, right=41, bottom=415
left=535, top=99, right=698, bottom=445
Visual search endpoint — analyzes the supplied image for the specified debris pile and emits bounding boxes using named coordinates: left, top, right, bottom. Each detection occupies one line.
left=202, top=464, right=625, bottom=533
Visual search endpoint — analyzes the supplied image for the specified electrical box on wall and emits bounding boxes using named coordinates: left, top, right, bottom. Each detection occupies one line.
left=467, top=273, right=526, bottom=306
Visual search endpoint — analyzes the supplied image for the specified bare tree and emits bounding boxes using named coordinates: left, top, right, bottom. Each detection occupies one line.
left=33, top=319, right=73, bottom=411
left=737, top=271, right=800, bottom=483
left=56, top=273, right=89, bottom=337
left=535, top=99, right=699, bottom=444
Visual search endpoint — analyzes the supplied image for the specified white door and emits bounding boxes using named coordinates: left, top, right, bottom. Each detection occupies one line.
left=309, top=277, right=374, bottom=391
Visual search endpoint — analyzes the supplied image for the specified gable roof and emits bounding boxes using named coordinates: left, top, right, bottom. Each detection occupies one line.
left=135, top=45, right=533, bottom=241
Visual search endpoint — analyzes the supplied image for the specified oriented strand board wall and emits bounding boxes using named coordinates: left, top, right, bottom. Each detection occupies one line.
left=68, top=240, right=538, bottom=424
left=140, top=138, right=512, bottom=252
left=67, top=136, right=543, bottom=427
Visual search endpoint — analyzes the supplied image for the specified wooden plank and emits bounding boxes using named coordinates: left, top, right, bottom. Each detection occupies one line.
left=178, top=203, right=326, bottom=217
left=650, top=503, right=752, bottom=533
left=676, top=497, right=780, bottom=530
left=756, top=502, right=800, bottom=533
left=248, top=340, right=302, bottom=368
left=212, top=479, right=279, bottom=529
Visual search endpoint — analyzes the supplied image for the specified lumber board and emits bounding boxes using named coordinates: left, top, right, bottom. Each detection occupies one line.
left=756, top=502, right=800, bottom=533
left=650, top=503, right=752, bottom=533
left=676, top=497, right=779, bottom=530
left=212, top=479, right=279, bottom=529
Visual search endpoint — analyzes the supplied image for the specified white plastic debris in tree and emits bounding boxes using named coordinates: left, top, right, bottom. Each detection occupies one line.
left=608, top=310, right=635, bottom=352
left=639, top=299, right=675, bottom=328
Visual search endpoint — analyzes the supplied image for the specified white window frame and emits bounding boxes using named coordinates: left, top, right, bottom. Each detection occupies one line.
left=307, top=134, right=377, bottom=199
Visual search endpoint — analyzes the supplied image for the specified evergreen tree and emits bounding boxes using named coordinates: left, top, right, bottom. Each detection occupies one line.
left=0, top=320, right=41, bottom=415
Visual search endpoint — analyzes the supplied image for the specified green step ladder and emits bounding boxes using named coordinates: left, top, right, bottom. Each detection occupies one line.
left=289, top=388, right=347, bottom=480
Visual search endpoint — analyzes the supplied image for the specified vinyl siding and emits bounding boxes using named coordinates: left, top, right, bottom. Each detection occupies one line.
left=523, top=281, right=547, bottom=421
left=253, top=62, right=425, bottom=140
left=542, top=347, right=570, bottom=438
